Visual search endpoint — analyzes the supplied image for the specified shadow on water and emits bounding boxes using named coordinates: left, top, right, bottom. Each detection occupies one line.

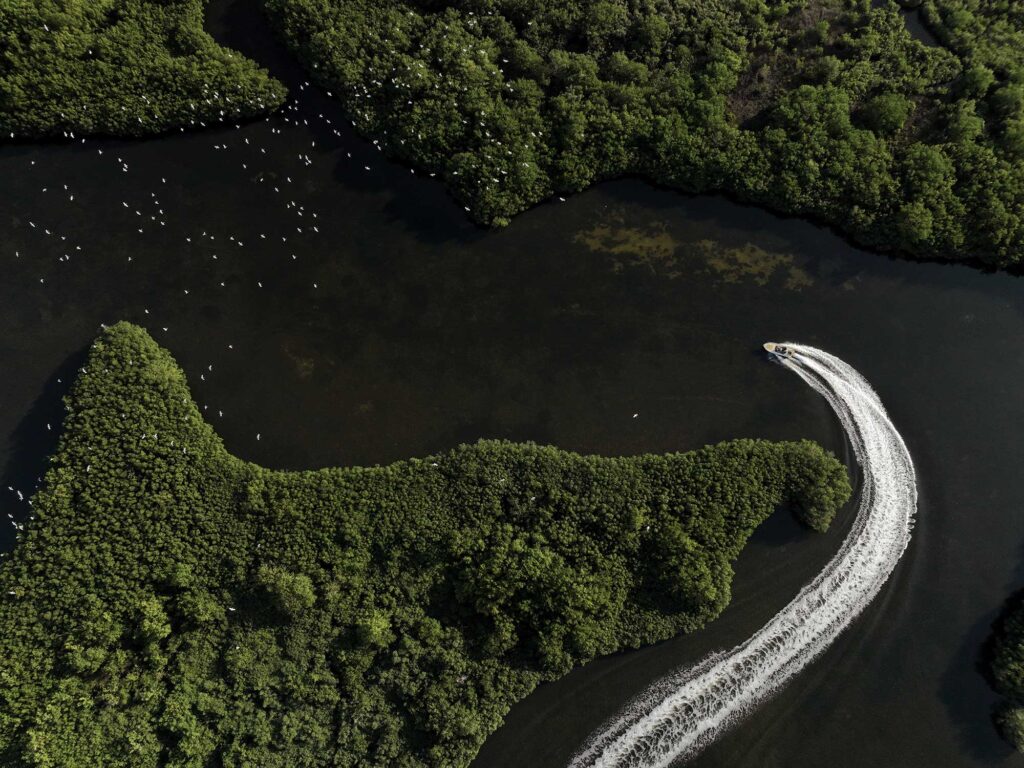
left=206, top=0, right=479, bottom=246
left=947, top=578, right=1024, bottom=763
left=0, top=346, right=87, bottom=550
left=204, top=0, right=948, bottom=259
left=205, top=0, right=306, bottom=88
left=204, top=0, right=1023, bottom=268
left=332, top=156, right=481, bottom=247
left=871, top=0, right=942, bottom=48
left=938, top=493, right=1024, bottom=764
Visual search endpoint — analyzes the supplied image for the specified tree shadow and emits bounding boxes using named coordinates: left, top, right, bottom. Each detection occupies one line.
left=0, top=345, right=89, bottom=553
left=940, top=570, right=1024, bottom=761
left=204, top=0, right=482, bottom=246
left=204, top=0, right=307, bottom=88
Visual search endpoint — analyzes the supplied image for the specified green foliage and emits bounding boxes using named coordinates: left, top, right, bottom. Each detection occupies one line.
left=261, top=0, right=1024, bottom=266
left=987, top=593, right=1024, bottom=752
left=921, top=0, right=1024, bottom=75
left=0, top=0, right=286, bottom=138
left=861, top=92, right=914, bottom=135
left=257, top=565, right=317, bottom=617
left=997, top=703, right=1024, bottom=752
left=0, top=323, right=850, bottom=767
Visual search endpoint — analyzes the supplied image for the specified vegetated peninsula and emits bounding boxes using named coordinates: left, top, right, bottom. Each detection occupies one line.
left=264, top=0, right=1024, bottom=266
left=987, top=595, right=1024, bottom=750
left=0, top=323, right=851, bottom=767
left=0, top=0, right=285, bottom=138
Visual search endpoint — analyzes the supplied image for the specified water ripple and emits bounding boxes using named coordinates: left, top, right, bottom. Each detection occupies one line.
left=569, top=345, right=917, bottom=768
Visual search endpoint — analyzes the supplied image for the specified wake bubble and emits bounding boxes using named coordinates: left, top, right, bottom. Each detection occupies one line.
left=569, top=344, right=917, bottom=768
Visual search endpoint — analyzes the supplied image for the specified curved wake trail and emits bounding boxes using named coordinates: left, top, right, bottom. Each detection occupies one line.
left=569, top=345, right=917, bottom=768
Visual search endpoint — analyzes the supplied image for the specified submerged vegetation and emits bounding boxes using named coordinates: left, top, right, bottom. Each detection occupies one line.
left=0, top=0, right=285, bottom=138
left=263, top=0, right=1024, bottom=266
left=0, top=323, right=850, bottom=767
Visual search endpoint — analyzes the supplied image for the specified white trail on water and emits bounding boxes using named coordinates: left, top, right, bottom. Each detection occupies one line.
left=569, top=344, right=917, bottom=768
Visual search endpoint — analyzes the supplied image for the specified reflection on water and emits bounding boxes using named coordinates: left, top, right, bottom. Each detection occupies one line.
left=1, top=2, right=1024, bottom=767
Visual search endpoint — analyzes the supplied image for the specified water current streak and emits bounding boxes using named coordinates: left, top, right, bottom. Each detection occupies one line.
left=569, top=345, right=917, bottom=768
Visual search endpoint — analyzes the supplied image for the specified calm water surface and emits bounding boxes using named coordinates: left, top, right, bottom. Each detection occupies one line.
left=1, top=3, right=1022, bottom=766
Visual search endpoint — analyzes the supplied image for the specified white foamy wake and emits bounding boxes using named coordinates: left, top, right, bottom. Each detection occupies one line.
left=569, top=344, right=917, bottom=768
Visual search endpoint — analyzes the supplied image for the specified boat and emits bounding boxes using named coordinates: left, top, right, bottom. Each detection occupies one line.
left=763, top=342, right=796, bottom=358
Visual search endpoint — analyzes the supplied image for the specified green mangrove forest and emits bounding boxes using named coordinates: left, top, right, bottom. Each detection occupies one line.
left=0, top=323, right=851, bottom=767
left=988, top=595, right=1024, bottom=751
left=264, top=0, right=1024, bottom=265
left=0, top=0, right=285, bottom=137
left=5, top=1, right=1024, bottom=266
left=6, top=0, right=1024, bottom=266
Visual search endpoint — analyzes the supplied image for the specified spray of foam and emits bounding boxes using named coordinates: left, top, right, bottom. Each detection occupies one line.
left=569, top=344, right=917, bottom=768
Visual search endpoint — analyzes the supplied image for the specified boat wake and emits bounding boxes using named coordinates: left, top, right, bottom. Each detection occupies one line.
left=569, top=344, right=917, bottom=768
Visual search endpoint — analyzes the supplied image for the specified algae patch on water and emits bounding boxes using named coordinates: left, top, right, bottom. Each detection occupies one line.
left=576, top=221, right=814, bottom=290
left=576, top=222, right=683, bottom=277
left=694, top=239, right=815, bottom=289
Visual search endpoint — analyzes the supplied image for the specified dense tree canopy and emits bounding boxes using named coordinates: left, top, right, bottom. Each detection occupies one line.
left=6, top=0, right=1024, bottom=266
left=262, top=0, right=1024, bottom=265
left=0, top=0, right=285, bottom=137
left=0, top=323, right=850, bottom=767
left=921, top=0, right=1024, bottom=75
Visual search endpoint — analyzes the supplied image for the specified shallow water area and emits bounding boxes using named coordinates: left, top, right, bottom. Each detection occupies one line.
left=2, top=2, right=1024, bottom=766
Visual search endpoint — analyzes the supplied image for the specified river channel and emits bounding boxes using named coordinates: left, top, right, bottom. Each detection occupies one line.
left=1, top=2, right=1022, bottom=766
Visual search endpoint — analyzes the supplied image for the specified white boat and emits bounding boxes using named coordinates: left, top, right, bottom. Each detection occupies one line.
left=763, top=341, right=795, bottom=358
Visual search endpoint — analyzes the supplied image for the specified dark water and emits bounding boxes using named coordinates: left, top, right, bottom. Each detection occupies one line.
left=2, top=2, right=1023, bottom=767
left=870, top=0, right=942, bottom=48
left=901, top=7, right=941, bottom=48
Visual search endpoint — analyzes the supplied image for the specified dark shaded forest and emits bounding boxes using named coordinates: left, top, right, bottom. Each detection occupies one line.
left=0, top=323, right=850, bottom=767
left=0, top=0, right=285, bottom=137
